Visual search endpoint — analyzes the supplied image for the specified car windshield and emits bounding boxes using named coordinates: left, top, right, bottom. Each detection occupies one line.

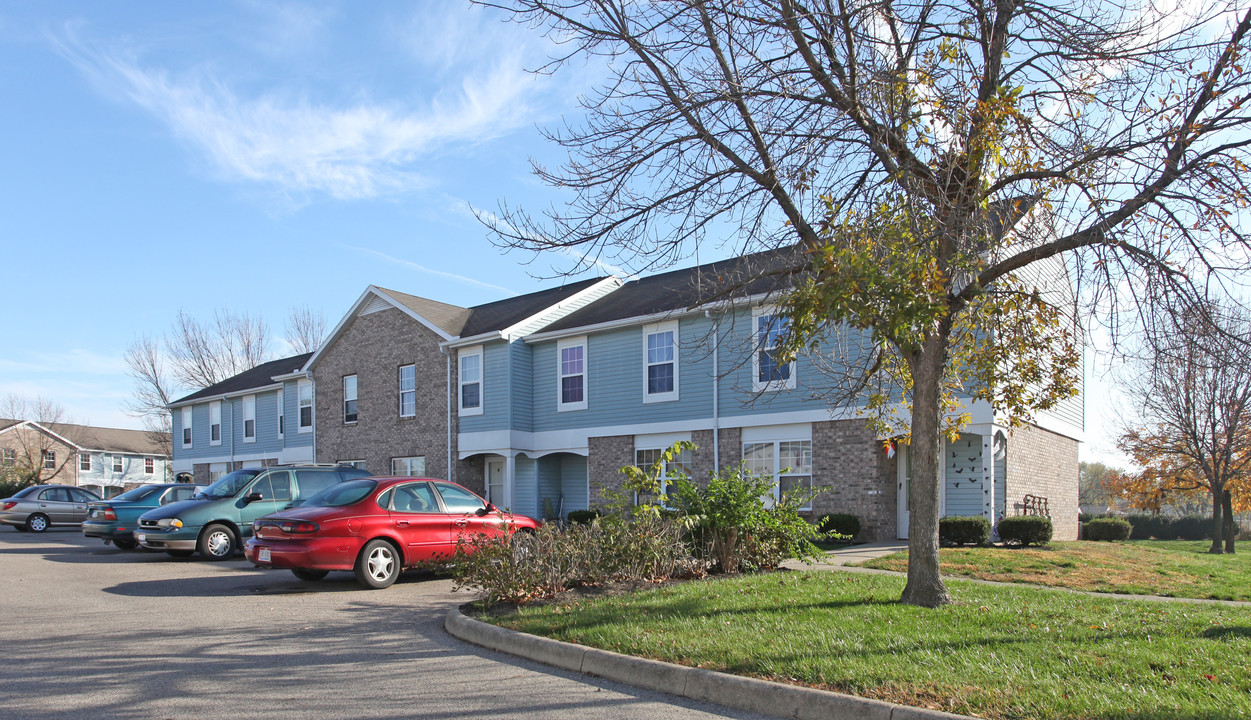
left=302, top=479, right=377, bottom=508
left=112, top=486, right=163, bottom=502
left=197, top=470, right=262, bottom=499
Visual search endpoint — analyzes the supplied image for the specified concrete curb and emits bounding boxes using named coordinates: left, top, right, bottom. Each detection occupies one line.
left=445, top=606, right=975, bottom=720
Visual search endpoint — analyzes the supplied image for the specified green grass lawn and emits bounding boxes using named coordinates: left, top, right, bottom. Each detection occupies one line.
left=855, top=540, right=1251, bottom=601
left=486, top=571, right=1251, bottom=720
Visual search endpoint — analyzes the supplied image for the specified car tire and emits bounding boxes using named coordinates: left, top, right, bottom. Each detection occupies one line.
left=354, top=539, right=400, bottom=589
left=25, top=514, right=50, bottom=533
left=112, top=537, right=139, bottom=551
left=291, top=568, right=329, bottom=582
left=198, top=524, right=236, bottom=560
left=167, top=549, right=194, bottom=558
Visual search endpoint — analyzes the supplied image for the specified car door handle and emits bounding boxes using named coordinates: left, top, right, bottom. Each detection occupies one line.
left=453, top=519, right=468, bottom=528
left=395, top=521, right=410, bottom=527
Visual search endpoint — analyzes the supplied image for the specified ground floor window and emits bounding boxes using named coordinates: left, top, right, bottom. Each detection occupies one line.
left=340, top=460, right=367, bottom=471
left=633, top=446, right=689, bottom=506
left=391, top=456, right=425, bottom=476
left=743, top=439, right=813, bottom=510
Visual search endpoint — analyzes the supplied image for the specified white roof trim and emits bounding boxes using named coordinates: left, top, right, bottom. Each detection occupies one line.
left=0, top=420, right=83, bottom=451
left=305, top=285, right=458, bottom=372
left=521, top=290, right=773, bottom=344
left=442, top=277, right=625, bottom=349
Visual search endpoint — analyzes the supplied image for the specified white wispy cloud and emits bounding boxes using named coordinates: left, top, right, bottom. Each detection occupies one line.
left=345, top=244, right=518, bottom=296
left=49, top=19, right=545, bottom=201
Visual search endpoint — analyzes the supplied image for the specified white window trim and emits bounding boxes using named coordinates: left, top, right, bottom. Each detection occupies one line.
left=642, top=321, right=679, bottom=403
left=557, top=336, right=588, bottom=412
left=209, top=401, right=222, bottom=446
left=80, top=454, right=91, bottom=472
left=242, top=394, right=256, bottom=443
left=276, top=388, right=285, bottom=439
left=398, top=364, right=417, bottom=418
left=340, top=459, right=366, bottom=470
left=112, top=455, right=124, bottom=474
left=181, top=407, right=193, bottom=448
left=144, top=457, right=154, bottom=475
left=633, top=432, right=692, bottom=505
left=742, top=434, right=813, bottom=511
left=343, top=375, right=358, bottom=424
left=458, top=346, right=484, bottom=417
left=391, top=456, right=426, bottom=476
left=752, top=306, right=797, bottom=393
left=298, top=380, right=313, bottom=434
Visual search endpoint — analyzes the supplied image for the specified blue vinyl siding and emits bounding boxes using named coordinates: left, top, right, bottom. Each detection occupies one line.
left=171, top=382, right=310, bottom=463
left=559, top=454, right=588, bottom=513
left=513, top=456, right=538, bottom=518
left=509, top=341, right=533, bottom=432
left=943, top=434, right=984, bottom=518
left=535, top=453, right=588, bottom=519
left=537, top=456, right=561, bottom=519
left=460, top=342, right=512, bottom=434
left=282, top=381, right=311, bottom=448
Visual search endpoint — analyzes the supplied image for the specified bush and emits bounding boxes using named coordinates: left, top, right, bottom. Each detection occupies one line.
left=998, top=516, right=1054, bottom=546
left=566, top=509, right=602, bottom=525
left=939, top=516, right=991, bottom=546
left=1119, top=513, right=1242, bottom=541
left=818, top=513, right=860, bottom=541
left=1083, top=517, right=1131, bottom=541
left=451, top=516, right=700, bottom=605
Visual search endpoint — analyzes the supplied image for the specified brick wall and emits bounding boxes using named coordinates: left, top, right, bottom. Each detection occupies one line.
left=810, top=420, right=897, bottom=541
left=587, top=435, right=633, bottom=506
left=312, top=307, right=456, bottom=481
left=1004, top=423, right=1080, bottom=540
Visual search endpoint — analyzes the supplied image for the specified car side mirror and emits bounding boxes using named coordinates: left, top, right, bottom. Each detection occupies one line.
left=245, top=492, right=264, bottom=504
left=477, top=503, right=495, bottom=516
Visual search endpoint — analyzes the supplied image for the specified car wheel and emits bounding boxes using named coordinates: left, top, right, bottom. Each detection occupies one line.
left=113, top=537, right=139, bottom=551
left=198, top=524, right=236, bottom=560
left=354, top=539, right=400, bottom=589
left=25, top=514, right=50, bottom=533
left=167, top=550, right=194, bottom=558
left=291, top=568, right=329, bottom=582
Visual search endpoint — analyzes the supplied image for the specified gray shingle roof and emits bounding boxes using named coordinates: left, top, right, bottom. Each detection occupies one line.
left=171, top=352, right=313, bottom=405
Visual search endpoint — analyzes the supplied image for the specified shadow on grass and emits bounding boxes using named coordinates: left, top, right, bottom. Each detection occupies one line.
left=1203, top=625, right=1251, bottom=640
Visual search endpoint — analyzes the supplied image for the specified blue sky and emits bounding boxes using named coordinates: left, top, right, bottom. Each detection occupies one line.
left=0, top=1, right=1122, bottom=464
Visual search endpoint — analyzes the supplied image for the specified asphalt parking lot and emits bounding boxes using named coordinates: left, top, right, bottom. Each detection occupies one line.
left=0, top=529, right=771, bottom=720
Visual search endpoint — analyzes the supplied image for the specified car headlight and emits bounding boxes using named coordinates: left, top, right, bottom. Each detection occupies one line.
left=158, top=518, right=184, bottom=529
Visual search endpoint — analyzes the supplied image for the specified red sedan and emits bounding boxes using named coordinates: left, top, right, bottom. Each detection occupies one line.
left=243, top=477, right=540, bottom=589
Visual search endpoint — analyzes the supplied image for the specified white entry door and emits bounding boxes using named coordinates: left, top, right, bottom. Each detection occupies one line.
left=486, top=459, right=505, bottom=507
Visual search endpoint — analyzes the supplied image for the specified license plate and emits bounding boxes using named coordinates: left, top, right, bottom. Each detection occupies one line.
left=137, top=533, right=146, bottom=543
left=258, top=548, right=271, bottom=563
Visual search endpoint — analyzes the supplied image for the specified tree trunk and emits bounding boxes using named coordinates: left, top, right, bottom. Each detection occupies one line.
left=900, top=335, right=953, bottom=608
left=1223, top=489, right=1236, bottom=554
left=1209, top=487, right=1225, bottom=554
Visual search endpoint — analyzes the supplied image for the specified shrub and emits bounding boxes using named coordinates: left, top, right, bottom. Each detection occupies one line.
left=566, top=509, right=601, bottom=525
left=1169, top=515, right=1209, bottom=541
left=998, top=516, right=1054, bottom=546
left=668, top=463, right=824, bottom=573
left=1083, top=517, right=1131, bottom=541
left=451, top=516, right=699, bottom=605
left=818, top=513, right=860, bottom=541
left=939, top=516, right=991, bottom=546
left=1124, top=514, right=1171, bottom=540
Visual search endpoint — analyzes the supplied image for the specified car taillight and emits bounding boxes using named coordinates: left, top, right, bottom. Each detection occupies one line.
left=279, top=521, right=319, bottom=534
left=102, top=508, right=117, bottom=521
left=2, top=502, right=16, bottom=511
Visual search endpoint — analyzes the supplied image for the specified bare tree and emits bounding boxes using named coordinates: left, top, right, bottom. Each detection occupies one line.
left=122, top=336, right=175, bottom=457
left=167, top=309, right=271, bottom=390
left=285, top=305, right=328, bottom=354
left=0, top=394, right=74, bottom=485
left=478, top=0, right=1251, bottom=606
left=1118, top=300, right=1251, bottom=554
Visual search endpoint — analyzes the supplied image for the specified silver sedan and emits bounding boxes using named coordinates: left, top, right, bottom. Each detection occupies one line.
left=1, top=485, right=101, bottom=532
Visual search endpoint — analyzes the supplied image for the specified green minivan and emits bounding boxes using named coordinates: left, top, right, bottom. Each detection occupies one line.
left=135, top=465, right=371, bottom=559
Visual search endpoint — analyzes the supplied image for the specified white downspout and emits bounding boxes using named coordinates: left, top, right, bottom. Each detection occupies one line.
left=706, top=310, right=720, bottom=470
left=443, top=348, right=453, bottom=481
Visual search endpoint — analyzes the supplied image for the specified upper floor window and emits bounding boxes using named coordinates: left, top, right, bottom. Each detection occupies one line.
left=181, top=407, right=193, bottom=448
left=343, top=375, right=358, bottom=423
left=1, top=448, right=13, bottom=465
left=243, top=395, right=256, bottom=442
left=753, top=309, right=796, bottom=392
left=459, top=347, right=483, bottom=416
left=42, top=450, right=55, bottom=469
left=298, top=380, right=313, bottom=432
left=80, top=454, right=92, bottom=472
left=144, top=457, right=154, bottom=474
left=557, top=336, right=587, bottom=411
left=276, top=389, right=285, bottom=439
left=643, top=321, right=678, bottom=402
left=209, top=401, right=222, bottom=446
left=398, top=365, right=416, bottom=417
left=112, top=455, right=124, bottom=473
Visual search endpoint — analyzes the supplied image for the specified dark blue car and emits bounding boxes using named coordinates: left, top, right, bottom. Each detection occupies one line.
left=82, top=484, right=203, bottom=550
